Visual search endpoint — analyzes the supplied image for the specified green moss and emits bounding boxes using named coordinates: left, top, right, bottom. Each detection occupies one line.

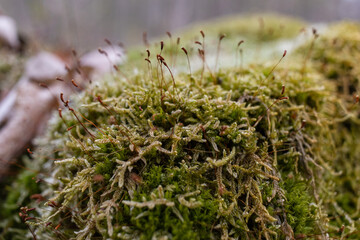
left=295, top=22, right=360, bottom=238
left=181, top=14, right=306, bottom=42
left=283, top=179, right=316, bottom=234
left=2, top=15, right=360, bottom=240
left=298, top=22, right=360, bottom=96
left=0, top=49, right=26, bottom=94
left=125, top=166, right=219, bottom=239
left=21, top=59, right=333, bottom=239
left=0, top=169, right=41, bottom=239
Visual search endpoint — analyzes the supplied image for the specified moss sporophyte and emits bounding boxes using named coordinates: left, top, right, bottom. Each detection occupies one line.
left=1, top=15, right=360, bottom=240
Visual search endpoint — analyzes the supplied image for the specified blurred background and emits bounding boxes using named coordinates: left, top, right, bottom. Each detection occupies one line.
left=1, top=0, right=360, bottom=51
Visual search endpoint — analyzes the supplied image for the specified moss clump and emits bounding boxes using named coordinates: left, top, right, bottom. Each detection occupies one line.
left=300, top=22, right=360, bottom=96
left=21, top=58, right=336, bottom=240
left=298, top=22, right=360, bottom=238
left=2, top=15, right=360, bottom=240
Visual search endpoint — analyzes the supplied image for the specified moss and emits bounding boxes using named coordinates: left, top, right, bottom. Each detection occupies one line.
left=125, top=166, right=219, bottom=239
left=180, top=14, right=306, bottom=42
left=2, top=15, right=360, bottom=240
left=298, top=22, right=360, bottom=96
left=0, top=49, right=26, bottom=94
left=0, top=168, right=41, bottom=239
left=283, top=179, right=316, bottom=234
left=295, top=22, right=360, bottom=238
left=18, top=59, right=333, bottom=239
